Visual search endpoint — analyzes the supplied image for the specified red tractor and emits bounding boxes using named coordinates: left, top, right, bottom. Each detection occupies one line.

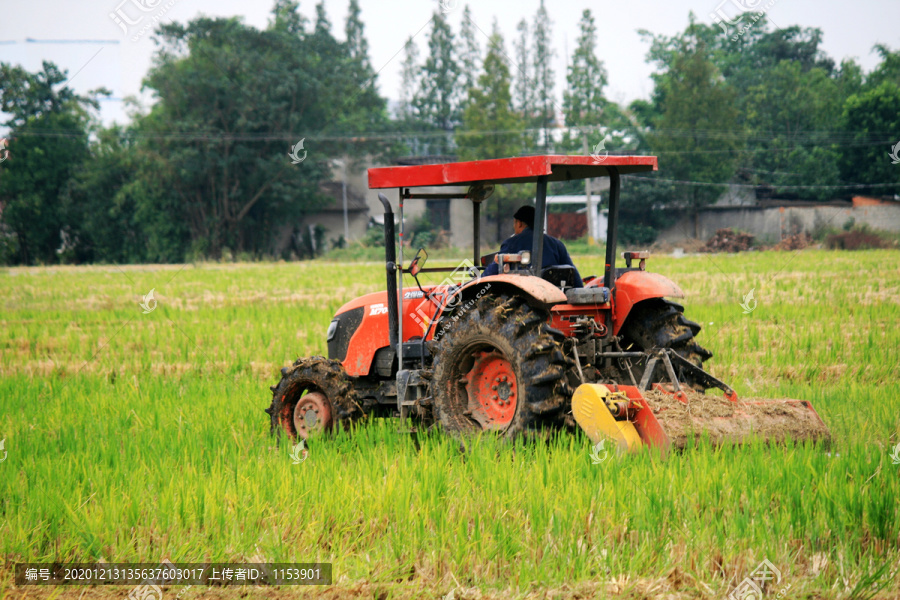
left=267, top=155, right=829, bottom=451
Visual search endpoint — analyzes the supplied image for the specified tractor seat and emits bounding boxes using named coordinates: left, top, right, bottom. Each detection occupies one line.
left=541, top=265, right=583, bottom=290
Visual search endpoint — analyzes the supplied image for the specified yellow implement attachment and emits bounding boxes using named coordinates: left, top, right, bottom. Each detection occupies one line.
left=572, top=384, right=644, bottom=453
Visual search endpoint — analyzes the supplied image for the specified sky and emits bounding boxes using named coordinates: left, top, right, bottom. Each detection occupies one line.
left=1, top=0, right=899, bottom=126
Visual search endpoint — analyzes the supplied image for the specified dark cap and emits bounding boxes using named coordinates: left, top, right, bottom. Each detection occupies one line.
left=513, top=205, right=535, bottom=229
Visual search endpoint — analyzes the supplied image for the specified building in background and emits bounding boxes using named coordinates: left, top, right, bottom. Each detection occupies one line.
left=546, top=192, right=609, bottom=241
left=361, top=155, right=494, bottom=250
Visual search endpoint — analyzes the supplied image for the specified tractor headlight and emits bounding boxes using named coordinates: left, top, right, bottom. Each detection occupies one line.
left=326, top=319, right=339, bottom=342
left=520, top=251, right=531, bottom=265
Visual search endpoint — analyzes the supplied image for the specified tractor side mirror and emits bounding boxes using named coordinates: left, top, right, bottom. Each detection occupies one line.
left=409, top=247, right=428, bottom=277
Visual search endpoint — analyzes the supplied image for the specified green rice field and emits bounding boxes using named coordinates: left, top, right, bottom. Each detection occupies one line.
left=1, top=249, right=898, bottom=599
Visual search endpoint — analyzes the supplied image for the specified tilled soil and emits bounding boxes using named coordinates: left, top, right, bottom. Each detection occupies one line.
left=641, top=389, right=832, bottom=449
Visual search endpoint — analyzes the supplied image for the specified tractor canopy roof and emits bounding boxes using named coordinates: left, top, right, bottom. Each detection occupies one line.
left=367, top=155, right=657, bottom=190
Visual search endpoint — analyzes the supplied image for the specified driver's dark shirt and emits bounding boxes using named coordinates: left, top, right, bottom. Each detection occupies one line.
left=483, top=227, right=583, bottom=286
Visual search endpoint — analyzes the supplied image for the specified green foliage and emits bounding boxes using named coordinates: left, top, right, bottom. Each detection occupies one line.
left=557, top=9, right=630, bottom=162
left=838, top=80, right=900, bottom=196
left=617, top=176, right=683, bottom=242
left=313, top=1, right=332, bottom=37
left=531, top=0, right=556, bottom=150
left=713, top=23, right=836, bottom=98
left=866, top=43, right=900, bottom=89
left=457, top=25, right=526, bottom=245
left=397, top=36, right=421, bottom=123
left=644, top=20, right=742, bottom=211
left=414, top=11, right=460, bottom=148
left=0, top=61, right=103, bottom=265
left=268, top=0, right=305, bottom=34
left=63, top=127, right=149, bottom=263
left=408, top=213, right=437, bottom=249
left=512, top=19, right=532, bottom=121
left=139, top=16, right=327, bottom=258
left=134, top=2, right=385, bottom=260
left=344, top=0, right=371, bottom=76
left=618, top=221, right=660, bottom=246
left=4, top=7, right=900, bottom=266
left=300, top=223, right=327, bottom=258
left=625, top=18, right=874, bottom=240
left=741, top=60, right=847, bottom=200
left=562, top=10, right=609, bottom=128
left=457, top=26, right=523, bottom=162
left=1, top=0, right=388, bottom=265
left=457, top=6, right=481, bottom=107
left=362, top=223, right=385, bottom=248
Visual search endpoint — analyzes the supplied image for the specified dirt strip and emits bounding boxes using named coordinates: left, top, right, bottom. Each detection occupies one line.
left=641, top=389, right=832, bottom=449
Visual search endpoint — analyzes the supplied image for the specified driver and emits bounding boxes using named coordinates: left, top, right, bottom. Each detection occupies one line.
left=483, top=205, right=583, bottom=287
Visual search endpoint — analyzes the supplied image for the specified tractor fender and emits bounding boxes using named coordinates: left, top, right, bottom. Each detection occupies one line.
left=454, top=274, right=567, bottom=311
left=612, top=271, right=685, bottom=336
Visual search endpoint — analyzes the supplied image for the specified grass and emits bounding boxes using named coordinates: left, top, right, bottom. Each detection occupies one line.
left=0, top=249, right=899, bottom=599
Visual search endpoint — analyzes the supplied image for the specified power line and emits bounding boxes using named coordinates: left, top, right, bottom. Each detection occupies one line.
left=4, top=126, right=895, bottom=151
left=623, top=175, right=899, bottom=191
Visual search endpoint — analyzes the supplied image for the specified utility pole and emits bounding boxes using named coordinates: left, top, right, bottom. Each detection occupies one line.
left=582, top=133, right=596, bottom=246
left=342, top=166, right=349, bottom=244
left=332, top=159, right=350, bottom=244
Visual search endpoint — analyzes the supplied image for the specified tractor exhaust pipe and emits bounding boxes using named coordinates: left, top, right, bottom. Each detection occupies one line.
left=378, top=193, right=399, bottom=349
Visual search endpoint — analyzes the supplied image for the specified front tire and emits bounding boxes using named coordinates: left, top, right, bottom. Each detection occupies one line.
left=431, top=295, right=570, bottom=437
left=266, top=356, right=363, bottom=439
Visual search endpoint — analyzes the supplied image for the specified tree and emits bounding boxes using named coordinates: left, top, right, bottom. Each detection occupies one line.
left=328, top=0, right=387, bottom=154
left=138, top=11, right=385, bottom=258
left=62, top=126, right=188, bottom=263
left=313, top=1, right=332, bottom=37
left=344, top=0, right=371, bottom=75
left=531, top=0, right=556, bottom=150
left=395, top=36, right=439, bottom=157
left=0, top=61, right=103, bottom=264
left=558, top=8, right=632, bottom=164
left=563, top=10, right=608, bottom=128
left=722, top=24, right=834, bottom=83
left=397, top=37, right=420, bottom=121
left=742, top=60, right=846, bottom=200
left=458, top=24, right=522, bottom=161
left=62, top=127, right=143, bottom=263
left=414, top=11, right=460, bottom=153
left=698, top=19, right=861, bottom=199
left=866, top=44, right=900, bottom=89
left=645, top=21, right=742, bottom=221
left=836, top=44, right=900, bottom=196
left=512, top=19, right=532, bottom=118
left=641, top=18, right=834, bottom=126
left=838, top=81, right=900, bottom=197
left=269, top=0, right=305, bottom=35
left=458, top=6, right=481, bottom=105
left=713, top=23, right=838, bottom=131
left=457, top=22, right=524, bottom=243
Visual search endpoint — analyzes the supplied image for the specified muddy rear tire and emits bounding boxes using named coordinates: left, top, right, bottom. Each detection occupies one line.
left=621, top=299, right=713, bottom=390
left=431, top=295, right=570, bottom=437
left=266, top=356, right=363, bottom=439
